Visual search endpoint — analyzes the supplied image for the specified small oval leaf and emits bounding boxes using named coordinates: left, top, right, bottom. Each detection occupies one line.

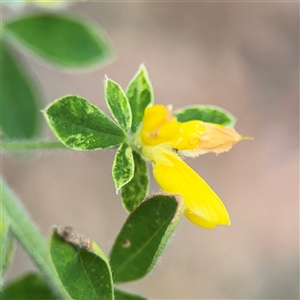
left=126, top=65, right=154, bottom=133
left=50, top=226, right=114, bottom=300
left=105, top=78, right=132, bottom=133
left=0, top=42, right=40, bottom=139
left=121, top=151, right=149, bottom=212
left=175, top=105, right=236, bottom=127
left=44, top=95, right=125, bottom=150
left=2, top=272, right=56, bottom=300
left=3, top=14, right=113, bottom=68
left=109, top=194, right=184, bottom=283
left=112, top=143, right=134, bottom=191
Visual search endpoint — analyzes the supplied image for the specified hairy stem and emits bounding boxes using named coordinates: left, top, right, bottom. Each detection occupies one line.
left=0, top=178, right=70, bottom=299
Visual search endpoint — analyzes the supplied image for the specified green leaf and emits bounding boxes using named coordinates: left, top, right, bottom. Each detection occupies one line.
left=104, top=78, right=132, bottom=133
left=175, top=105, right=236, bottom=127
left=114, top=288, right=148, bottom=300
left=112, top=143, right=134, bottom=191
left=1, top=272, right=56, bottom=300
left=0, top=220, right=15, bottom=284
left=110, top=194, right=184, bottom=283
left=3, top=14, right=113, bottom=68
left=50, top=226, right=114, bottom=300
left=121, top=151, right=149, bottom=212
left=0, top=41, right=40, bottom=139
left=126, top=65, right=153, bottom=133
left=44, top=95, right=125, bottom=150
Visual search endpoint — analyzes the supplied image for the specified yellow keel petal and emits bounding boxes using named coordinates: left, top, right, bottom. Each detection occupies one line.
left=152, top=151, right=230, bottom=228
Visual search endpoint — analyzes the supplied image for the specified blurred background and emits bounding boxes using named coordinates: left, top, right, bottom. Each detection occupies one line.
left=2, top=2, right=299, bottom=299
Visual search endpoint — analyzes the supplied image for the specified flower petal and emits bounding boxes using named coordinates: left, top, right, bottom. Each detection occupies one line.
left=140, top=104, right=244, bottom=156
left=170, top=121, right=243, bottom=157
left=152, top=150, right=230, bottom=228
left=141, top=105, right=178, bottom=146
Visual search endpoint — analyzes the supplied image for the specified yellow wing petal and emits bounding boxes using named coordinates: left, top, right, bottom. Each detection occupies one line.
left=152, top=150, right=230, bottom=228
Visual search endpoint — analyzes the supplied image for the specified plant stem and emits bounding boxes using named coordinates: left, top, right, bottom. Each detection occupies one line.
left=0, top=140, right=67, bottom=151
left=0, top=178, right=71, bottom=299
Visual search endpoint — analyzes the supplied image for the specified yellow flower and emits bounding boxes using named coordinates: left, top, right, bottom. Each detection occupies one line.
left=136, top=104, right=248, bottom=229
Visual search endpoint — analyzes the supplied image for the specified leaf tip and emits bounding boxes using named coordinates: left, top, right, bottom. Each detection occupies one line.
left=103, top=74, right=109, bottom=87
left=139, top=63, right=148, bottom=74
left=114, top=178, right=131, bottom=194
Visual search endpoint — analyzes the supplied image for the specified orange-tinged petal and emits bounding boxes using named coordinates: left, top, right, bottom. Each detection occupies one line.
left=140, top=104, right=245, bottom=156
left=170, top=121, right=243, bottom=157
left=152, top=150, right=230, bottom=228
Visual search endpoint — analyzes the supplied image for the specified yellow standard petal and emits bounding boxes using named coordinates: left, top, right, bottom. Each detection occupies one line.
left=141, top=104, right=179, bottom=146
left=151, top=149, right=231, bottom=229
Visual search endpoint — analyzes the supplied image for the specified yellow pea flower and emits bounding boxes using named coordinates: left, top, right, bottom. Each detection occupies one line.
left=136, top=104, right=250, bottom=229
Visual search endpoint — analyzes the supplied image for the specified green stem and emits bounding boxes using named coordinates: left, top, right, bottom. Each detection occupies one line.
left=0, top=178, right=71, bottom=299
left=0, top=140, right=67, bottom=151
